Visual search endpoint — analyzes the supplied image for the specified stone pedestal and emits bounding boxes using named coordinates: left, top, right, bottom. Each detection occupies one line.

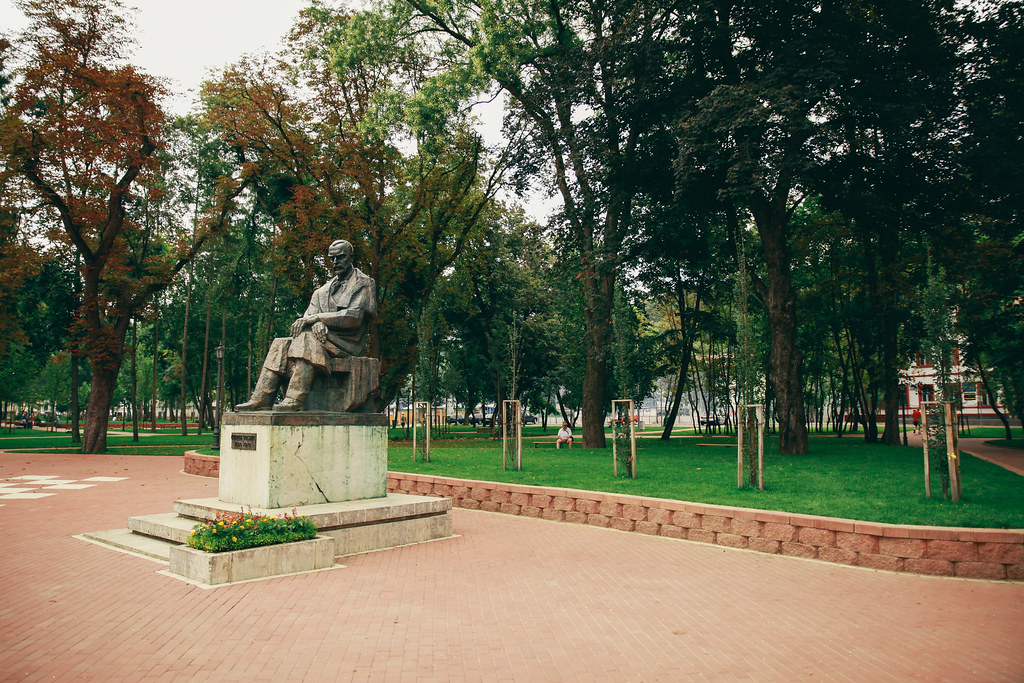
left=219, top=412, right=388, bottom=508
left=81, top=408, right=454, bottom=585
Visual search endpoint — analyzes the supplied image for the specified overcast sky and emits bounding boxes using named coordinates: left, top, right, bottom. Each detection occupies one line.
left=1, top=0, right=310, bottom=114
left=0, top=0, right=556, bottom=220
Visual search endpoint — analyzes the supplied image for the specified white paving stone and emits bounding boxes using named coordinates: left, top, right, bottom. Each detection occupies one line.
left=9, top=475, right=60, bottom=480
left=0, top=487, right=35, bottom=494
left=82, top=476, right=129, bottom=482
left=43, top=484, right=96, bottom=490
left=36, top=479, right=77, bottom=486
left=0, top=492, right=56, bottom=499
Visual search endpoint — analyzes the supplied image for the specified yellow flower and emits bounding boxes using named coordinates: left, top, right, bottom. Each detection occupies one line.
left=232, top=536, right=237, bottom=543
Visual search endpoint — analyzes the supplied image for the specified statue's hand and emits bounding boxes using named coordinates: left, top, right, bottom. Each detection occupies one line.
left=291, top=315, right=318, bottom=337
left=312, top=321, right=328, bottom=344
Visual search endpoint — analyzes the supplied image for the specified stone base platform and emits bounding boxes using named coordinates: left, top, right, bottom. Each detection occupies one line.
left=82, top=493, right=454, bottom=583
left=175, top=494, right=453, bottom=557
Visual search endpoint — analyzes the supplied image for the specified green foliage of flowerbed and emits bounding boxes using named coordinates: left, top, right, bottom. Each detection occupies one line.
left=389, top=436, right=1024, bottom=529
left=187, top=509, right=318, bottom=552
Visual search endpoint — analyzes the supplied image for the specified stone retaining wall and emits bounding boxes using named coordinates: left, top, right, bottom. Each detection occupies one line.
left=386, top=472, right=1024, bottom=582
left=180, top=455, right=1024, bottom=581
left=183, top=451, right=220, bottom=478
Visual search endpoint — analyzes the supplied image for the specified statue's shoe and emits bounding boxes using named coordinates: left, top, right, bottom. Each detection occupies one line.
left=273, top=398, right=303, bottom=412
left=234, top=400, right=271, bottom=411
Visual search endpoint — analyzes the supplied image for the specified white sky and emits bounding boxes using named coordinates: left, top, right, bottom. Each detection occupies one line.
left=0, top=0, right=557, bottom=220
left=1, top=0, right=309, bottom=114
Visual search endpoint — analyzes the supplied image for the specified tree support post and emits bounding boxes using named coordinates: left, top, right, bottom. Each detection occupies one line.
left=921, top=400, right=934, bottom=498
left=612, top=400, right=637, bottom=479
left=413, top=401, right=430, bottom=463
left=944, top=401, right=961, bottom=503
left=738, top=404, right=765, bottom=490
left=502, top=400, right=522, bottom=471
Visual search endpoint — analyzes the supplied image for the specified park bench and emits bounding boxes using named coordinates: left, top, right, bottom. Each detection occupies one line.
left=531, top=439, right=572, bottom=449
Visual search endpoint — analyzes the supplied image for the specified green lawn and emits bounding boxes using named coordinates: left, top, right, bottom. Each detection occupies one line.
left=0, top=431, right=208, bottom=456
left=5, top=427, right=1022, bottom=529
left=388, top=436, right=1024, bottom=529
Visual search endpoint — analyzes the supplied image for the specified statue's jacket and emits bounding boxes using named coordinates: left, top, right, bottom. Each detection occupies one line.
left=263, top=267, right=377, bottom=374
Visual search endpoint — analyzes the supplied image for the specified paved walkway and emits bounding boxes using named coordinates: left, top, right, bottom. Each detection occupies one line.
left=1, top=452, right=1023, bottom=682
left=960, top=438, right=1024, bottom=477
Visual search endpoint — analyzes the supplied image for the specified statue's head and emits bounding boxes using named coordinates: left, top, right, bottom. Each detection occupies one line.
left=329, top=240, right=354, bottom=278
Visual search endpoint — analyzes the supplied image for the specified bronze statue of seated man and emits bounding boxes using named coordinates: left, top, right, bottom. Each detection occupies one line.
left=235, top=239, right=378, bottom=412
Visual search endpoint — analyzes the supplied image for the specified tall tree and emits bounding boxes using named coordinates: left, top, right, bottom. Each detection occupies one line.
left=811, top=0, right=959, bottom=445
left=402, top=0, right=687, bottom=446
left=955, top=1, right=1024, bottom=430
left=674, top=0, right=960, bottom=454
left=0, top=0, right=247, bottom=452
left=202, top=6, right=502, bottom=407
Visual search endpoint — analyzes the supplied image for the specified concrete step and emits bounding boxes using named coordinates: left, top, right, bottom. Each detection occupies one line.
left=128, top=512, right=198, bottom=544
left=174, top=493, right=451, bottom=530
left=80, top=528, right=178, bottom=562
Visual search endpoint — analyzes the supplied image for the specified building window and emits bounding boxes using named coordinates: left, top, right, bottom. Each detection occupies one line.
left=915, top=354, right=933, bottom=368
left=919, top=384, right=935, bottom=403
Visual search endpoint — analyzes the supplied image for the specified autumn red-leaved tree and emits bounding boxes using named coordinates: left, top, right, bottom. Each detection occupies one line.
left=0, top=0, right=247, bottom=452
left=201, top=7, right=502, bottom=407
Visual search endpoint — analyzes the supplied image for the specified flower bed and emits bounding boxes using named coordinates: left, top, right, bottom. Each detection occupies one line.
left=169, top=536, right=335, bottom=585
left=187, top=508, right=317, bottom=552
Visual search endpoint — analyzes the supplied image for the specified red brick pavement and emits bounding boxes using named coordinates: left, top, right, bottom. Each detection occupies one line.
left=2, top=451, right=1023, bottom=682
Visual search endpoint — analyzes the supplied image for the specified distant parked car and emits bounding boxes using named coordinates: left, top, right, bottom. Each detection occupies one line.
left=522, top=414, right=538, bottom=425
left=699, top=414, right=720, bottom=426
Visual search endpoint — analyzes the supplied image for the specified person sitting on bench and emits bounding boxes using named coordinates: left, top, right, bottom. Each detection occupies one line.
left=556, top=421, right=573, bottom=449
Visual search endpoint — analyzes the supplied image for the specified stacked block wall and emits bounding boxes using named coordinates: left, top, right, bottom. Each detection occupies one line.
left=386, top=472, right=1024, bottom=582
left=180, top=454, right=1023, bottom=581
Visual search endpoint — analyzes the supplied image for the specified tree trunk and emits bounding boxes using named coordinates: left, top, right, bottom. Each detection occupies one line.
left=70, top=351, right=81, bottom=443
left=880, top=331, right=900, bottom=444
left=757, top=214, right=809, bottom=454
left=151, top=311, right=159, bottom=432
left=977, top=363, right=1012, bottom=440
left=198, top=292, right=212, bottom=434
left=81, top=360, right=124, bottom=453
left=131, top=319, right=139, bottom=442
left=661, top=366, right=688, bottom=440
left=581, top=266, right=614, bottom=448
left=180, top=267, right=192, bottom=436
left=661, top=281, right=700, bottom=440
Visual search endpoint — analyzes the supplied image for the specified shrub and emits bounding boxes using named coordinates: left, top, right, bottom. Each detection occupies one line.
left=187, top=508, right=317, bottom=552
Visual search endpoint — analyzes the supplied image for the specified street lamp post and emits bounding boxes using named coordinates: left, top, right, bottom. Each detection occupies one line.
left=212, top=344, right=224, bottom=451
left=900, top=385, right=908, bottom=446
